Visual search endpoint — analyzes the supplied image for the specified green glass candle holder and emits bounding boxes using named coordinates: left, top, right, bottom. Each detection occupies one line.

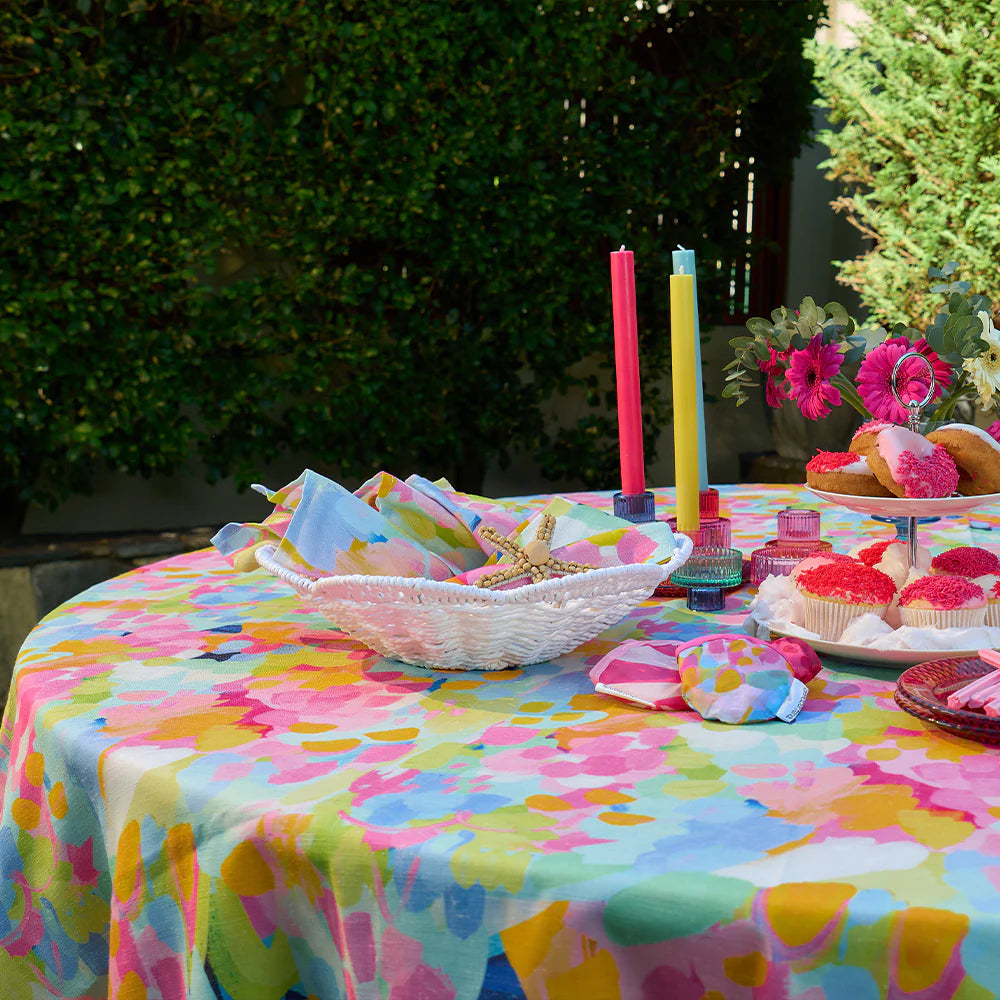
left=670, top=546, right=744, bottom=611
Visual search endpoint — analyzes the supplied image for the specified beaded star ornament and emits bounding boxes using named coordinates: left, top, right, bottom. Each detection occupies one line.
left=474, top=514, right=597, bottom=589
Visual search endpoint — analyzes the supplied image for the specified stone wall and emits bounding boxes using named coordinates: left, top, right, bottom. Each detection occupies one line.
left=0, top=528, right=216, bottom=701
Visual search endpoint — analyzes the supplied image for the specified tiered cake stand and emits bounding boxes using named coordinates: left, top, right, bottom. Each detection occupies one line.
left=773, top=351, right=1000, bottom=665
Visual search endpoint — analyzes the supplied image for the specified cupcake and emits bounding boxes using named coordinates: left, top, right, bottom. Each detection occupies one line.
left=989, top=579, right=1000, bottom=628
left=850, top=538, right=931, bottom=589
left=796, top=562, right=896, bottom=641
left=897, top=575, right=986, bottom=629
left=930, top=546, right=1000, bottom=589
left=790, top=551, right=857, bottom=582
left=929, top=546, right=1000, bottom=627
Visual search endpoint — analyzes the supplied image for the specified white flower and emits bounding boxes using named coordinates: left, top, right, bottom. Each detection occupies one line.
left=963, top=311, right=1000, bottom=409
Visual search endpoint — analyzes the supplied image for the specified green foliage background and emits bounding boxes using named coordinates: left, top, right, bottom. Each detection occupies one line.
left=810, top=0, right=1000, bottom=327
left=1, top=0, right=823, bottom=522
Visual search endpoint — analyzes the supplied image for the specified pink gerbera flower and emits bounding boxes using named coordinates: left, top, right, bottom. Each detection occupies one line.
left=758, top=345, right=788, bottom=408
left=857, top=336, right=951, bottom=423
left=764, top=375, right=786, bottom=408
left=785, top=335, right=843, bottom=419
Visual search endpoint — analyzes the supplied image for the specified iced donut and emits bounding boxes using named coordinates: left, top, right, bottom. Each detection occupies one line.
left=805, top=450, right=892, bottom=496
left=867, top=425, right=959, bottom=498
left=849, top=419, right=895, bottom=458
left=925, top=423, right=1000, bottom=495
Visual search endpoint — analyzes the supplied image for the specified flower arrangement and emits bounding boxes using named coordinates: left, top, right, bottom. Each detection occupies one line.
left=724, top=263, right=998, bottom=425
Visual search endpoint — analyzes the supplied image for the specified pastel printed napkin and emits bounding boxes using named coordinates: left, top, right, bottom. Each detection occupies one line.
left=212, top=469, right=679, bottom=586
left=452, top=496, right=678, bottom=589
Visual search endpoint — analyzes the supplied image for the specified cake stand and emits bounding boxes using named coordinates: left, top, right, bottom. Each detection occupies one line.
left=775, top=352, right=1000, bottom=664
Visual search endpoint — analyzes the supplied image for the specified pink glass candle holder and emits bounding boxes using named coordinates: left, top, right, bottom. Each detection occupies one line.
left=666, top=488, right=732, bottom=548
left=749, top=507, right=830, bottom=586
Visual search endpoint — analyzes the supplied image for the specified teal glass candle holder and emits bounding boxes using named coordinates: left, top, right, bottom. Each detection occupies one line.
left=670, top=546, right=744, bottom=611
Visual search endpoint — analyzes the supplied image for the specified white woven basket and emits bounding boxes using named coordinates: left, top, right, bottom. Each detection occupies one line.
left=256, top=537, right=693, bottom=671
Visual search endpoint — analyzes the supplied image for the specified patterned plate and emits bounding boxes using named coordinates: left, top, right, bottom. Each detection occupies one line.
left=806, top=488, right=1000, bottom=518
left=894, top=657, right=1000, bottom=744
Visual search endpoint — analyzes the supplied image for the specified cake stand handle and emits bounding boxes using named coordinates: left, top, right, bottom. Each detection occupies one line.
left=891, top=350, right=936, bottom=571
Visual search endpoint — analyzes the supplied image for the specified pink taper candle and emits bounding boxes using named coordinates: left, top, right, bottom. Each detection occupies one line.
left=610, top=247, right=645, bottom=494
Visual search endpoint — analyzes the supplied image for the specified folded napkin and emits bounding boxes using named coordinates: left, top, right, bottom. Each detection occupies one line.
left=212, top=469, right=680, bottom=587
left=451, top=495, right=678, bottom=589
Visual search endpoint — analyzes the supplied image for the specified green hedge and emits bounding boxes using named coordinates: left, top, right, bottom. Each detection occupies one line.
left=0, top=0, right=823, bottom=524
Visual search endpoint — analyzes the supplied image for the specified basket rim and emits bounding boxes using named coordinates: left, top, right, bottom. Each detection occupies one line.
left=256, top=534, right=693, bottom=606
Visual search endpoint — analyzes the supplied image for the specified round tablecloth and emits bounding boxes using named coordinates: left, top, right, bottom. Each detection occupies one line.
left=2, top=485, right=1000, bottom=999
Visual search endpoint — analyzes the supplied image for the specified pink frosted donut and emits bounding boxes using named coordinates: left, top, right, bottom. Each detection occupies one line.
left=926, top=423, right=1000, bottom=495
left=849, top=419, right=895, bottom=458
left=805, top=451, right=892, bottom=497
left=867, top=426, right=959, bottom=498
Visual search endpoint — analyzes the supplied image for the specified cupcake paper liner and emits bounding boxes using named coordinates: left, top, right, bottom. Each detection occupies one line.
left=801, top=594, right=889, bottom=641
left=899, top=605, right=987, bottom=629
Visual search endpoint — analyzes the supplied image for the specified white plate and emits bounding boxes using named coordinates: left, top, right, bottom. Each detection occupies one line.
left=766, top=623, right=989, bottom=667
left=806, top=488, right=1000, bottom=519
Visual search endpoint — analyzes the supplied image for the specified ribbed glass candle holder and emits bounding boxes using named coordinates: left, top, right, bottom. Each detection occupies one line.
left=670, top=546, right=744, bottom=611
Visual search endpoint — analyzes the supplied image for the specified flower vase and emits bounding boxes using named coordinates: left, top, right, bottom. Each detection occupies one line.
left=770, top=399, right=860, bottom=463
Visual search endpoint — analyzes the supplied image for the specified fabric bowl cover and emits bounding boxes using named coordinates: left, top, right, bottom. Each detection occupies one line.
left=677, top=633, right=809, bottom=724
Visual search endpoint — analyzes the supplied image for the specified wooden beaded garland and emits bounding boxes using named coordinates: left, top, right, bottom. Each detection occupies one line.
left=474, top=514, right=598, bottom=590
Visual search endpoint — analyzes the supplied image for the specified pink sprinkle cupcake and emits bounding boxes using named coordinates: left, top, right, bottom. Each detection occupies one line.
left=790, top=551, right=857, bottom=582
left=930, top=545, right=1000, bottom=579
left=931, top=546, right=1000, bottom=619
left=851, top=538, right=930, bottom=589
left=796, top=562, right=896, bottom=641
left=898, top=575, right=986, bottom=629
left=987, top=578, right=1000, bottom=628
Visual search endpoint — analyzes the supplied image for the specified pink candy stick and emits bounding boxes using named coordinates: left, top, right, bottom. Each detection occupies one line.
left=946, top=669, right=1000, bottom=708
left=967, top=676, right=1000, bottom=711
left=979, top=647, right=1000, bottom=670
left=985, top=693, right=1000, bottom=718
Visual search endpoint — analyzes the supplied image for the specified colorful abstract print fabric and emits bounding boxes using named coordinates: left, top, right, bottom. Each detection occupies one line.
left=3, top=486, right=1000, bottom=999
left=210, top=470, right=679, bottom=587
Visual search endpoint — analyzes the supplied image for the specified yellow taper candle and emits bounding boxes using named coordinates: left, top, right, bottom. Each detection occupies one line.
left=670, top=271, right=700, bottom=533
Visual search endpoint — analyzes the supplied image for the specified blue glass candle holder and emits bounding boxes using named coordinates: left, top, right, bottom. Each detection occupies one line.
left=613, top=491, right=656, bottom=523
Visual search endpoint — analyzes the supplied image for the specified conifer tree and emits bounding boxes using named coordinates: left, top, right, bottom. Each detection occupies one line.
left=810, top=0, right=1000, bottom=325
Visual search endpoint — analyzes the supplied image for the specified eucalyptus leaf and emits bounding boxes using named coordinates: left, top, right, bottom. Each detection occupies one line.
left=798, top=296, right=818, bottom=327
left=745, top=318, right=772, bottom=338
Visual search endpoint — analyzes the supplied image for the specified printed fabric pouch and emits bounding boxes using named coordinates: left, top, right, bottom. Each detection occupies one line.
left=590, top=634, right=821, bottom=721
left=588, top=640, right=687, bottom=711
left=677, top=632, right=817, bottom=724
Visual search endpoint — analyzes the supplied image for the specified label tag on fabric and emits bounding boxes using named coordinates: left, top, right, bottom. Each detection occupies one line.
left=775, top=677, right=808, bottom=723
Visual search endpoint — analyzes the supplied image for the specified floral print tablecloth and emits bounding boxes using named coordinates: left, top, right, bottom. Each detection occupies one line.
left=2, top=485, right=1000, bottom=1000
